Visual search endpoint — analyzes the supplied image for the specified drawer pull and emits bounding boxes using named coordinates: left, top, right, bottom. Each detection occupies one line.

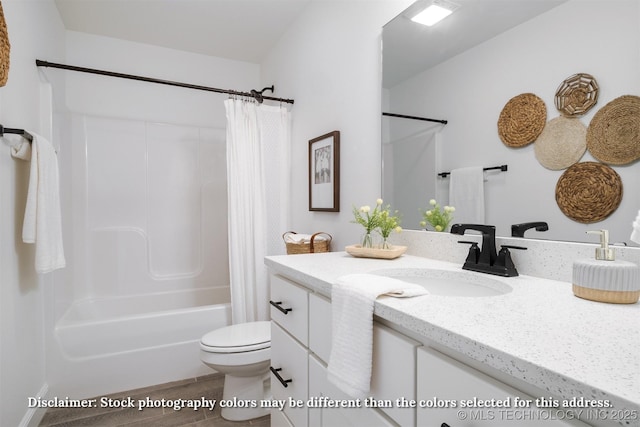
left=269, top=300, right=293, bottom=315
left=441, top=424, right=451, bottom=427
left=270, top=366, right=292, bottom=388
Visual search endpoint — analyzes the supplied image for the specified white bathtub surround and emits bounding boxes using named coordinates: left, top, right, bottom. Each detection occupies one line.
left=50, top=287, right=230, bottom=398
left=265, top=252, right=640, bottom=427
left=328, top=274, right=428, bottom=398
left=11, top=133, right=66, bottom=273
left=225, top=99, right=291, bottom=324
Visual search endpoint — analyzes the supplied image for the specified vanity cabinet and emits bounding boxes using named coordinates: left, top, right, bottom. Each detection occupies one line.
left=417, top=347, right=589, bottom=426
left=270, top=274, right=419, bottom=427
left=269, top=272, right=590, bottom=427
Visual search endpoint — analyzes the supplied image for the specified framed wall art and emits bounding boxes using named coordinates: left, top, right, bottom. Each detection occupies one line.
left=309, top=130, right=340, bottom=212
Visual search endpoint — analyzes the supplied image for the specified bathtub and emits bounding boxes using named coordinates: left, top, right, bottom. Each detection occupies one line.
left=49, top=287, right=231, bottom=398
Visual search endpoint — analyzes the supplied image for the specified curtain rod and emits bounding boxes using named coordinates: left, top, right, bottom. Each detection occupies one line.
left=382, top=112, right=448, bottom=125
left=35, top=60, right=295, bottom=105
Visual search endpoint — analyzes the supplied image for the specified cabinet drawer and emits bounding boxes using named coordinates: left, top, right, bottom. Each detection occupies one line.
left=271, top=407, right=294, bottom=427
left=370, top=324, right=420, bottom=426
left=309, top=293, right=332, bottom=363
left=270, top=274, right=308, bottom=345
left=309, top=355, right=397, bottom=427
left=271, top=322, right=308, bottom=427
left=417, top=347, right=590, bottom=426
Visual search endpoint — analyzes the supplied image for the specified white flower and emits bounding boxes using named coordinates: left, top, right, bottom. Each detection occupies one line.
left=429, top=199, right=437, bottom=206
left=360, top=205, right=371, bottom=213
left=376, top=198, right=383, bottom=205
left=444, top=206, right=455, bottom=213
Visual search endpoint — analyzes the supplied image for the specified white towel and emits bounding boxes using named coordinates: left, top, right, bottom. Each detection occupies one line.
left=631, top=209, right=640, bottom=244
left=11, top=133, right=66, bottom=273
left=327, top=274, right=428, bottom=398
left=449, top=166, right=485, bottom=224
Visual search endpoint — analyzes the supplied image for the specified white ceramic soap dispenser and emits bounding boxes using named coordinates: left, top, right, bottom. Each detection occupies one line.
left=572, top=230, right=639, bottom=304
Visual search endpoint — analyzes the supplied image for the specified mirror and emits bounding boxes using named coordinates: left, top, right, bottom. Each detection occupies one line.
left=382, top=0, right=640, bottom=244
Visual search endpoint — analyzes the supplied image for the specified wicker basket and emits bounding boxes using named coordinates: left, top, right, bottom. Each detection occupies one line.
left=283, top=231, right=332, bottom=254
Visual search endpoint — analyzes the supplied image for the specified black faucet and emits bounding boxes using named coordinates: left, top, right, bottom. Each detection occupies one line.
left=450, top=223, right=526, bottom=277
left=511, top=222, right=549, bottom=238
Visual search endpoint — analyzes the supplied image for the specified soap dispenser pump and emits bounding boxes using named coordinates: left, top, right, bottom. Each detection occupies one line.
left=572, top=230, right=639, bottom=304
left=586, top=229, right=615, bottom=260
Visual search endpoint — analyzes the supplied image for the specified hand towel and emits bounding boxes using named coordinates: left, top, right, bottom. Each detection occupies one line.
left=327, top=274, right=428, bottom=398
left=631, top=209, right=640, bottom=244
left=449, top=166, right=485, bottom=224
left=11, top=133, right=66, bottom=273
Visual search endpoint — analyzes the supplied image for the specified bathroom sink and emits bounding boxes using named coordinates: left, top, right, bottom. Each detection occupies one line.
left=372, top=268, right=512, bottom=297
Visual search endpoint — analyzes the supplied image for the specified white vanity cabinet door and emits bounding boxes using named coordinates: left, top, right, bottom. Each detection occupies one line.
left=308, top=355, right=397, bottom=427
left=417, top=347, right=590, bottom=427
left=370, top=324, right=420, bottom=427
left=309, top=293, right=332, bottom=363
left=308, top=291, right=419, bottom=426
left=270, top=274, right=309, bottom=345
left=271, top=322, right=309, bottom=427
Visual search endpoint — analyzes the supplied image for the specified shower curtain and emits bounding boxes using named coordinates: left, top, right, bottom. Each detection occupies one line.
left=225, top=99, right=291, bottom=324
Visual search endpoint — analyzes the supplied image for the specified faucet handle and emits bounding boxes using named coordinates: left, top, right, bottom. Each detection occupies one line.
left=496, top=245, right=527, bottom=277
left=458, top=240, right=480, bottom=265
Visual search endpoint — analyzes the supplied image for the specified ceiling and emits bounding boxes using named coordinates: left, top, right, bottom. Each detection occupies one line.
left=54, top=0, right=312, bottom=63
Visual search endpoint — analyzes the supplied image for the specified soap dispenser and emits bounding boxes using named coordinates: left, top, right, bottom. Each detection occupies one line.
left=572, top=230, right=639, bottom=304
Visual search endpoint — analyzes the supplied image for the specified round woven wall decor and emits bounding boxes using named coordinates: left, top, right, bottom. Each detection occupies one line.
left=0, top=1, right=10, bottom=87
left=586, top=95, right=640, bottom=165
left=534, top=116, right=587, bottom=170
left=555, top=162, right=622, bottom=223
left=498, top=93, right=547, bottom=147
left=554, top=73, right=599, bottom=117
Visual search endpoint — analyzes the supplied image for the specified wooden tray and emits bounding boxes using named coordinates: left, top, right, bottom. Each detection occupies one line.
left=345, top=244, right=407, bottom=260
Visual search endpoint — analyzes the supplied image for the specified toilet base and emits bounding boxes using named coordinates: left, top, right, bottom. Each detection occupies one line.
left=220, top=372, right=271, bottom=421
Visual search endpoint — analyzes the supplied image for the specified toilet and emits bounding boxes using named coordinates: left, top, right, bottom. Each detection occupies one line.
left=200, top=320, right=271, bottom=421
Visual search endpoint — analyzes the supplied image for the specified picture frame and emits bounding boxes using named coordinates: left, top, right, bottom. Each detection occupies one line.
left=309, top=130, right=340, bottom=212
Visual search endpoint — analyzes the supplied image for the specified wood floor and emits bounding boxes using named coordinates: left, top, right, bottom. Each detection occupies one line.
left=39, top=373, right=271, bottom=427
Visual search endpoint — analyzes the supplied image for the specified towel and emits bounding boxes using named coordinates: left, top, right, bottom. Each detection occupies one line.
left=11, top=133, right=66, bottom=273
left=327, top=274, right=428, bottom=398
left=449, top=166, right=485, bottom=224
left=631, top=209, right=640, bottom=244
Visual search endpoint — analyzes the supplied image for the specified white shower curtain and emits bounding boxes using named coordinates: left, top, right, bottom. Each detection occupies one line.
left=225, top=99, right=291, bottom=324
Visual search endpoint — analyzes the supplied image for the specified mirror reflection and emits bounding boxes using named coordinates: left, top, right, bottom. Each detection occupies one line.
left=382, top=0, right=640, bottom=244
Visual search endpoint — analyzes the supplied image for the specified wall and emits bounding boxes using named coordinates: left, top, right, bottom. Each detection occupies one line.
left=261, top=0, right=414, bottom=250
left=0, top=2, right=66, bottom=426
left=388, top=0, right=640, bottom=243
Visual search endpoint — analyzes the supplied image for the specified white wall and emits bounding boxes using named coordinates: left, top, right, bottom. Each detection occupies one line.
left=261, top=0, right=414, bottom=250
left=388, top=0, right=640, bottom=243
left=0, top=2, right=66, bottom=426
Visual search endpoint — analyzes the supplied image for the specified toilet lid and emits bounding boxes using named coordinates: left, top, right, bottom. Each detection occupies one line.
left=201, top=321, right=271, bottom=353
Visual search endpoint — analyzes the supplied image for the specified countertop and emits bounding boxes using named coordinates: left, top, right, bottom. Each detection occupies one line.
left=265, top=251, right=639, bottom=424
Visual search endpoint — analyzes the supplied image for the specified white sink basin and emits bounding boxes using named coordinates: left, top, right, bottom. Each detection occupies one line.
left=372, top=268, right=513, bottom=297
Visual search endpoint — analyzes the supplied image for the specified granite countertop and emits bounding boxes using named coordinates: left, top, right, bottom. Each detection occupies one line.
left=265, top=251, right=640, bottom=422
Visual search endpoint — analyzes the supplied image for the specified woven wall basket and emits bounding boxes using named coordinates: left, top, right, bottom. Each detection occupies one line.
left=586, top=95, right=640, bottom=165
left=498, top=93, right=547, bottom=147
left=0, top=1, right=10, bottom=87
left=554, top=73, right=599, bottom=117
left=555, top=162, right=623, bottom=223
left=534, top=116, right=586, bottom=170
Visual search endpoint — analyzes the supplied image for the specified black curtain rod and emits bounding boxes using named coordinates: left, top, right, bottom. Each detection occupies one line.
left=35, top=60, right=294, bottom=105
left=438, top=164, right=508, bottom=178
left=383, top=112, right=448, bottom=125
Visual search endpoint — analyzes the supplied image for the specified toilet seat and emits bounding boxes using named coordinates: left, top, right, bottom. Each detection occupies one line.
left=200, top=320, right=270, bottom=353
